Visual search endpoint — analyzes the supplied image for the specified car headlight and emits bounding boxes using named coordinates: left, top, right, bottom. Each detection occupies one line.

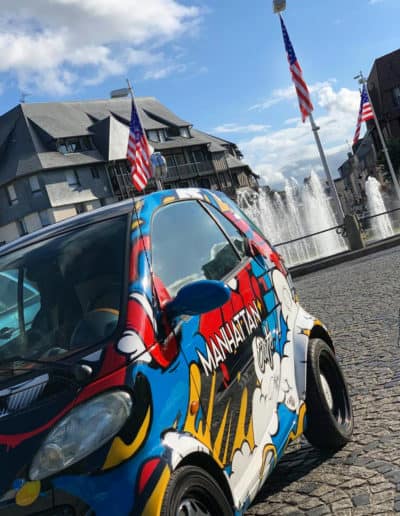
left=29, top=390, right=132, bottom=480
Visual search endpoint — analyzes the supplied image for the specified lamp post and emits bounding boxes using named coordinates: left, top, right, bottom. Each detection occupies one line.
left=354, top=71, right=400, bottom=203
left=151, top=152, right=167, bottom=191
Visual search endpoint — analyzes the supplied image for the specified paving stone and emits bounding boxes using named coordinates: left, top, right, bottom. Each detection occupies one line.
left=341, top=478, right=367, bottom=489
left=306, top=506, right=330, bottom=516
left=373, top=489, right=394, bottom=503
left=330, top=499, right=353, bottom=512
left=352, top=493, right=370, bottom=507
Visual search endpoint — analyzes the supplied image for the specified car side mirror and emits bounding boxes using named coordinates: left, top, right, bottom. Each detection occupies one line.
left=165, top=280, right=231, bottom=318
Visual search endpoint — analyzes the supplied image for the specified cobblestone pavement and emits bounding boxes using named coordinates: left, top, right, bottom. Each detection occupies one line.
left=247, top=246, right=400, bottom=515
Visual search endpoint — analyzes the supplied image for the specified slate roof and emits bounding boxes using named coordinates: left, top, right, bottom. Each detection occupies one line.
left=0, top=97, right=246, bottom=186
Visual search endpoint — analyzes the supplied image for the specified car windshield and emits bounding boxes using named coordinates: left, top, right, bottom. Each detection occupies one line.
left=0, top=215, right=127, bottom=367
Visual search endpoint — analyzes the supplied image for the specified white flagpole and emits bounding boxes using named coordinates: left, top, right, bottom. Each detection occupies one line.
left=309, top=113, right=345, bottom=222
left=273, top=1, right=344, bottom=222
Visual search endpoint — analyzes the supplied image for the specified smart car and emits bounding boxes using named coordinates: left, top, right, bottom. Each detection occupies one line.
left=0, top=188, right=353, bottom=515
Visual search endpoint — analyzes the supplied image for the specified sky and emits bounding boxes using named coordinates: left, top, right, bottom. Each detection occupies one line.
left=0, top=0, right=399, bottom=190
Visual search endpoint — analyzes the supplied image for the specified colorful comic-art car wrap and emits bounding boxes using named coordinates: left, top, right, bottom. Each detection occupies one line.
left=0, top=188, right=353, bottom=515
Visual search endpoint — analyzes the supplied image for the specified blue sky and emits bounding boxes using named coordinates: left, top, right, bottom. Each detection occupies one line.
left=0, top=0, right=399, bottom=188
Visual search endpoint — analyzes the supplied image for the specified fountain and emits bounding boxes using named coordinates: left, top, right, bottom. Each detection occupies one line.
left=365, top=176, right=394, bottom=241
left=238, top=171, right=348, bottom=267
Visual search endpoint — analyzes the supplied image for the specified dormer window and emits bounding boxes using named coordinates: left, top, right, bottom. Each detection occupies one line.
left=29, top=175, right=41, bottom=194
left=179, top=127, right=191, bottom=138
left=66, top=169, right=80, bottom=188
left=6, top=184, right=17, bottom=206
left=57, top=136, right=93, bottom=154
left=147, top=130, right=166, bottom=143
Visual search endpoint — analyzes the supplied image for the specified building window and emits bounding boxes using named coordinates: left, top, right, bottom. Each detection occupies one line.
left=80, top=136, right=93, bottom=151
left=75, top=203, right=86, bottom=214
left=29, top=175, right=41, bottom=194
left=179, top=127, right=191, bottom=138
left=147, top=130, right=166, bottom=143
left=57, top=137, right=89, bottom=154
left=148, top=130, right=159, bottom=142
left=91, top=166, right=100, bottom=179
left=174, top=153, right=186, bottom=166
left=66, top=169, right=80, bottom=188
left=6, top=185, right=17, bottom=205
left=392, top=87, right=400, bottom=107
left=17, top=219, right=27, bottom=236
left=165, top=155, right=175, bottom=167
left=39, top=210, right=51, bottom=227
left=199, top=177, right=211, bottom=189
left=167, top=126, right=180, bottom=138
left=192, top=149, right=206, bottom=162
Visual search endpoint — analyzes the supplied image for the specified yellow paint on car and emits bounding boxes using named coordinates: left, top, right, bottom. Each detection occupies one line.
left=15, top=481, right=40, bottom=507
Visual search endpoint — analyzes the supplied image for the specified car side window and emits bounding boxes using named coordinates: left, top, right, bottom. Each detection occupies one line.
left=203, top=203, right=248, bottom=259
left=0, top=272, right=39, bottom=314
left=152, top=201, right=241, bottom=298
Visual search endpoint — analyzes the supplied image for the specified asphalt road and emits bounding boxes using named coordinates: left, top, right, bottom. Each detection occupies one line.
left=247, top=246, right=400, bottom=515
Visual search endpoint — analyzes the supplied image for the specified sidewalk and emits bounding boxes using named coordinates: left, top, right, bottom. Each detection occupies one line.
left=289, top=232, right=400, bottom=278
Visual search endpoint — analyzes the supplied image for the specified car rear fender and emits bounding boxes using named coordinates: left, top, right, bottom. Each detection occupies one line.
left=293, top=305, right=334, bottom=402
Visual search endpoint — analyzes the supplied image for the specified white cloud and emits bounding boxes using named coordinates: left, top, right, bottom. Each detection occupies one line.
left=144, top=62, right=187, bottom=80
left=0, top=0, right=201, bottom=95
left=213, top=123, right=270, bottom=134
left=250, top=80, right=337, bottom=111
left=241, top=82, right=360, bottom=188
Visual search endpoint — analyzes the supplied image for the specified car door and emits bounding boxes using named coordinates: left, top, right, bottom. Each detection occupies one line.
left=150, top=197, right=284, bottom=505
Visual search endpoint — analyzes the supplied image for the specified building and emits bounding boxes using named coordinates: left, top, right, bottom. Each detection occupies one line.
left=367, top=49, right=400, bottom=144
left=0, top=97, right=258, bottom=244
left=334, top=49, right=400, bottom=216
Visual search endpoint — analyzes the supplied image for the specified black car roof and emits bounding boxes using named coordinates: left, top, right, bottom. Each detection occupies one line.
left=0, top=198, right=135, bottom=257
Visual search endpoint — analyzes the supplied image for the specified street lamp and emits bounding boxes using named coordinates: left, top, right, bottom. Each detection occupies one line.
left=273, top=0, right=286, bottom=13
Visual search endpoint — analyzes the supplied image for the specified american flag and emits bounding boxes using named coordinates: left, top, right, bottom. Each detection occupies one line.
left=280, top=15, right=313, bottom=122
left=126, top=100, right=152, bottom=191
left=353, top=84, right=374, bottom=145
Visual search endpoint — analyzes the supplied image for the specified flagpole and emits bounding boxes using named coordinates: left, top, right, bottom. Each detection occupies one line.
left=273, top=1, right=344, bottom=222
left=355, top=71, right=400, bottom=202
left=309, top=113, right=345, bottom=222
left=126, top=79, right=163, bottom=192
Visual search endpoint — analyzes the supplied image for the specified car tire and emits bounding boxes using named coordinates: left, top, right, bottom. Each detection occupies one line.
left=304, top=338, right=353, bottom=450
left=160, top=465, right=233, bottom=516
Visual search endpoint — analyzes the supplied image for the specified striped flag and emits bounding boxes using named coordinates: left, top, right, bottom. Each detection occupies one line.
left=126, top=100, right=153, bottom=191
left=279, top=15, right=313, bottom=122
left=353, top=84, right=374, bottom=145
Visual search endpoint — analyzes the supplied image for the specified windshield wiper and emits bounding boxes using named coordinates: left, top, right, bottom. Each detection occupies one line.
left=0, top=356, right=93, bottom=383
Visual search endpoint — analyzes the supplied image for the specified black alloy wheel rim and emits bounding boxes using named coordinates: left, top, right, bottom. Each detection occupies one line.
left=177, top=497, right=212, bottom=516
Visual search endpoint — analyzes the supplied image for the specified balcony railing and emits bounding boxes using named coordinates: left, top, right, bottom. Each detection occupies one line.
left=166, top=160, right=214, bottom=179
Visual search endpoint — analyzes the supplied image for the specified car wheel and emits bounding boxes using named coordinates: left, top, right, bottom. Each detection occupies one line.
left=160, top=465, right=232, bottom=516
left=304, top=338, right=353, bottom=450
